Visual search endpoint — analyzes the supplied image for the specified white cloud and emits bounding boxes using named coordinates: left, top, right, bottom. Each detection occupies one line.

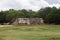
left=49, top=4, right=60, bottom=8
left=0, top=0, right=60, bottom=11
left=15, top=0, right=49, bottom=11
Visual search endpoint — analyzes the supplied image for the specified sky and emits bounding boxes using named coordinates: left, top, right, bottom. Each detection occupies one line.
left=0, top=0, right=60, bottom=11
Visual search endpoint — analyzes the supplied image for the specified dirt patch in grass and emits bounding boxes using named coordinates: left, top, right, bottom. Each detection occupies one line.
left=0, top=25, right=13, bottom=27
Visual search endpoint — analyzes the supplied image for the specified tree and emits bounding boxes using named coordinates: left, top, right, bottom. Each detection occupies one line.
left=27, top=10, right=36, bottom=18
left=45, top=7, right=60, bottom=24
left=37, top=7, right=51, bottom=19
left=0, top=11, right=6, bottom=23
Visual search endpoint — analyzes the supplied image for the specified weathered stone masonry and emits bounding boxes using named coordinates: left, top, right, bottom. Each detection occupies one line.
left=12, top=18, right=44, bottom=25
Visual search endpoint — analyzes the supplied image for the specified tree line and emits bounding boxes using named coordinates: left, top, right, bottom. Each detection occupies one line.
left=0, top=7, right=60, bottom=24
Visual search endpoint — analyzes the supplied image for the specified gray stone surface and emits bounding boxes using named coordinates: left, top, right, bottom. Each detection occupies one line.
left=12, top=18, right=44, bottom=25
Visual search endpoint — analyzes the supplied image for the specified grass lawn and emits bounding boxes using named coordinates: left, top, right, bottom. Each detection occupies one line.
left=0, top=25, right=60, bottom=40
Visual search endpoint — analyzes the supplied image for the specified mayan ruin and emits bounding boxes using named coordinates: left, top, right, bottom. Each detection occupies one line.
left=12, top=18, right=44, bottom=25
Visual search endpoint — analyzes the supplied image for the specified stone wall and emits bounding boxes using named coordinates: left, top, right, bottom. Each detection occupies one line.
left=12, top=18, right=44, bottom=25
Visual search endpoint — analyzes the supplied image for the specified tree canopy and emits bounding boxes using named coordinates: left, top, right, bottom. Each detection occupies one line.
left=0, top=7, right=60, bottom=24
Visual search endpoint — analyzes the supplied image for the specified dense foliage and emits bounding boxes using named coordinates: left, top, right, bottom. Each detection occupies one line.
left=0, top=7, right=60, bottom=24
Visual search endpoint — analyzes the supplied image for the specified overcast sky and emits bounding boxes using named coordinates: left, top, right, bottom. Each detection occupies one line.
left=0, top=0, right=60, bottom=11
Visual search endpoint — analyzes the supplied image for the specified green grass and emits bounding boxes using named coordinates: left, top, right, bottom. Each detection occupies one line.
left=0, top=25, right=60, bottom=40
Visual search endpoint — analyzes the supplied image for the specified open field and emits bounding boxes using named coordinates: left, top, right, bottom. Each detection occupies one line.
left=0, top=25, right=60, bottom=40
